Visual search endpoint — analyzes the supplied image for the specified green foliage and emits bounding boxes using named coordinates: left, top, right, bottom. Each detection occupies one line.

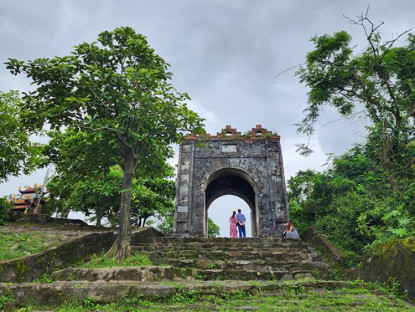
left=34, top=273, right=53, bottom=283
left=294, top=15, right=415, bottom=264
left=0, top=90, right=45, bottom=183
left=208, top=218, right=220, bottom=238
left=289, top=143, right=415, bottom=263
left=6, top=26, right=205, bottom=260
left=296, top=14, right=415, bottom=191
left=44, top=127, right=177, bottom=226
left=224, top=290, right=245, bottom=300
left=47, top=160, right=176, bottom=227
left=170, top=288, right=200, bottom=304
left=0, top=197, right=11, bottom=225
left=0, top=294, right=16, bottom=310
left=80, top=298, right=97, bottom=309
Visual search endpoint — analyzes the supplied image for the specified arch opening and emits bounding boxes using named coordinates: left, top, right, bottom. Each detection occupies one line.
left=204, top=168, right=259, bottom=237
left=208, top=195, right=252, bottom=237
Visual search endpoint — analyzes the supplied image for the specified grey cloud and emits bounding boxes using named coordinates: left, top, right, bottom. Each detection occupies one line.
left=1, top=1, right=413, bottom=232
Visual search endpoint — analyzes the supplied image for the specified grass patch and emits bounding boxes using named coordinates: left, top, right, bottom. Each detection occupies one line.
left=0, top=294, right=16, bottom=310
left=18, top=282, right=415, bottom=311
left=80, top=252, right=153, bottom=268
left=0, top=231, right=52, bottom=261
left=33, top=273, right=53, bottom=283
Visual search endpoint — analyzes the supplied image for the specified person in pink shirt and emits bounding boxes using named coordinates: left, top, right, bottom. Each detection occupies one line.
left=229, top=211, right=238, bottom=238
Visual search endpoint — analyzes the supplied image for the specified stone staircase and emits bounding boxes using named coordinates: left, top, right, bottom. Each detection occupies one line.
left=131, top=237, right=330, bottom=281
left=1, top=236, right=332, bottom=308
left=51, top=236, right=330, bottom=283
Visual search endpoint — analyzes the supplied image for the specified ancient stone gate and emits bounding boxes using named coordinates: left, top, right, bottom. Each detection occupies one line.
left=174, top=125, right=289, bottom=237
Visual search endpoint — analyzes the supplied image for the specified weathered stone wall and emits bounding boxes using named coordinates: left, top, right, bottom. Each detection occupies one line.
left=0, top=232, right=116, bottom=283
left=0, top=227, right=165, bottom=283
left=175, top=125, right=289, bottom=237
left=302, top=227, right=348, bottom=270
left=359, top=238, right=415, bottom=300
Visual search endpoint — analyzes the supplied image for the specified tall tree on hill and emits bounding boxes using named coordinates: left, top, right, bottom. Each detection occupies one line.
left=6, top=27, right=204, bottom=262
left=296, top=12, right=415, bottom=189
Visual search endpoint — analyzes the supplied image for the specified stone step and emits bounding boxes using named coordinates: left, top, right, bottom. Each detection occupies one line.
left=52, top=266, right=184, bottom=282
left=165, top=258, right=329, bottom=273
left=52, top=262, right=329, bottom=283
left=132, top=237, right=306, bottom=249
left=0, top=279, right=357, bottom=307
left=133, top=249, right=316, bottom=262
left=132, top=244, right=310, bottom=253
left=51, top=266, right=315, bottom=282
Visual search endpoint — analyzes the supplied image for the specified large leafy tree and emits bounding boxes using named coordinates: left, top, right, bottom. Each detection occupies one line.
left=7, top=27, right=204, bottom=261
left=289, top=143, right=415, bottom=263
left=45, top=127, right=176, bottom=228
left=48, top=164, right=176, bottom=228
left=296, top=13, right=415, bottom=189
left=0, top=90, right=44, bottom=182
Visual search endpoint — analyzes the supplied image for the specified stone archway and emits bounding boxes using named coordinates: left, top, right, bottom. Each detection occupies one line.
left=174, top=125, right=289, bottom=237
left=205, top=168, right=259, bottom=237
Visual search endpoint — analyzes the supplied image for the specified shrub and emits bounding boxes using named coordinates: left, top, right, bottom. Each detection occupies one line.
left=0, top=197, right=11, bottom=225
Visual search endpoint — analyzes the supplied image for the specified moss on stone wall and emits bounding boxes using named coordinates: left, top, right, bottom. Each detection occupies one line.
left=301, top=227, right=347, bottom=270
left=359, top=238, right=415, bottom=300
left=16, top=258, right=27, bottom=282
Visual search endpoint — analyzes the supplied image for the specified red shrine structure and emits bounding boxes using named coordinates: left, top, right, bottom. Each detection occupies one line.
left=11, top=185, right=48, bottom=214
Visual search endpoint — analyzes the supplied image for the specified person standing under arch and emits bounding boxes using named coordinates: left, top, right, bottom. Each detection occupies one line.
left=229, top=211, right=238, bottom=238
left=236, top=209, right=246, bottom=238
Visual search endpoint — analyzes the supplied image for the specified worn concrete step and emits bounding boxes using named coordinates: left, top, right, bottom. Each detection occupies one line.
left=132, top=237, right=306, bottom=249
left=133, top=249, right=316, bottom=262
left=166, top=258, right=329, bottom=273
left=51, top=266, right=322, bottom=283
left=0, top=279, right=358, bottom=308
left=51, top=266, right=184, bottom=282
left=131, top=244, right=309, bottom=253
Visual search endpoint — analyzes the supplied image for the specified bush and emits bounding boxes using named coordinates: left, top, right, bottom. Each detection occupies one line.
left=0, top=197, right=11, bottom=225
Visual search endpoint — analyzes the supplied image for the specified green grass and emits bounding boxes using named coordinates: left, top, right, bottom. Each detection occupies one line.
left=79, top=252, right=153, bottom=268
left=0, top=231, right=52, bottom=261
left=12, top=283, right=414, bottom=312
left=0, top=294, right=16, bottom=310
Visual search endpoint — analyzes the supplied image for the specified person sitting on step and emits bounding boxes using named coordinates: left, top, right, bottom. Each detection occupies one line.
left=282, top=220, right=300, bottom=239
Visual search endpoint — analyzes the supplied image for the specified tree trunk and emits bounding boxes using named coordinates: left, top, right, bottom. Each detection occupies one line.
left=96, top=210, right=103, bottom=227
left=106, top=149, right=136, bottom=263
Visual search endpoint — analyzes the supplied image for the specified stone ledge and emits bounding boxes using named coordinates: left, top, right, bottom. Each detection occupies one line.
left=359, top=238, right=415, bottom=300
left=0, top=227, right=164, bottom=283
left=301, top=227, right=347, bottom=269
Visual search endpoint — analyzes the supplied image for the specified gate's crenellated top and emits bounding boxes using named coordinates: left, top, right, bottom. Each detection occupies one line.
left=185, top=125, right=280, bottom=141
left=174, top=125, right=289, bottom=238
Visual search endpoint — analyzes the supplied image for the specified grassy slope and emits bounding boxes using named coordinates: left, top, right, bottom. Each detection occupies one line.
left=15, top=284, right=414, bottom=312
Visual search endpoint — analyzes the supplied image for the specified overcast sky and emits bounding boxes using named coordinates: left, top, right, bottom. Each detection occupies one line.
left=1, top=0, right=414, bottom=236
